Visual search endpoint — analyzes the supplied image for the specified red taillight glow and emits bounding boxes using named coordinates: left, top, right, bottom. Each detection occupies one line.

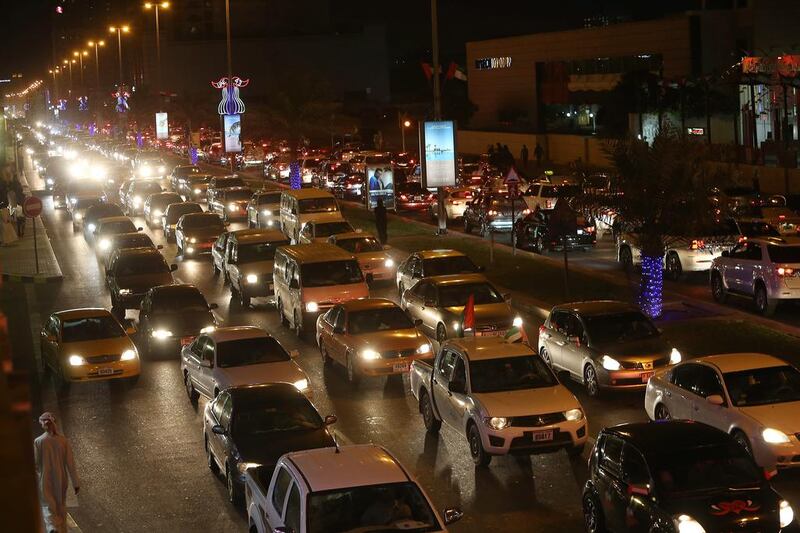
left=779, top=215, right=786, bottom=220
left=586, top=226, right=596, bottom=233
left=400, top=194, right=408, bottom=201
left=689, top=239, right=705, bottom=250
left=539, top=325, right=546, bottom=335
left=778, top=267, right=795, bottom=276
left=522, top=209, right=531, bottom=215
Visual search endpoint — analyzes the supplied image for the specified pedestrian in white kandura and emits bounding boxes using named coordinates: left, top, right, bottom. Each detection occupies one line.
left=34, top=412, right=80, bottom=533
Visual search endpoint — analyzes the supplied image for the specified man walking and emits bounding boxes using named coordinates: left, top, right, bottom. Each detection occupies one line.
left=521, top=144, right=529, bottom=170
left=374, top=197, right=388, bottom=244
left=534, top=142, right=544, bottom=168
left=34, top=412, right=80, bottom=533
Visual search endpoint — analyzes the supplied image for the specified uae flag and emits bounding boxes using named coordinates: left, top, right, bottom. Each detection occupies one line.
left=460, top=294, right=475, bottom=337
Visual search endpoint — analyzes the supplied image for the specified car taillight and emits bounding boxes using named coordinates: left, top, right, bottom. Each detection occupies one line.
left=488, top=209, right=497, bottom=216
left=400, top=194, right=408, bottom=201
left=777, top=267, right=795, bottom=277
left=586, top=226, right=596, bottom=233
left=779, top=214, right=786, bottom=220
left=539, top=325, right=546, bottom=335
left=546, top=200, right=554, bottom=209
left=428, top=194, right=435, bottom=200
left=522, top=208, right=531, bottom=215
left=689, top=239, right=705, bottom=250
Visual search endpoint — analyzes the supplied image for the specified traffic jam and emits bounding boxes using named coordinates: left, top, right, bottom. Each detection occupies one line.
left=20, top=119, right=800, bottom=533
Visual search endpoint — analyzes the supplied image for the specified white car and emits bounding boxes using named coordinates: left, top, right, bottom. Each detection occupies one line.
left=645, top=353, right=800, bottom=472
left=245, top=444, right=463, bottom=533
left=181, top=326, right=308, bottom=400
left=710, top=236, right=800, bottom=315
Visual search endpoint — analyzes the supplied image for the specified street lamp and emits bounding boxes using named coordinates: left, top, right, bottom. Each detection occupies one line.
left=144, top=2, right=169, bottom=93
left=73, top=50, right=88, bottom=88
left=402, top=119, right=411, bottom=152
left=87, top=40, right=106, bottom=88
left=109, top=25, right=131, bottom=85
left=63, top=59, right=75, bottom=93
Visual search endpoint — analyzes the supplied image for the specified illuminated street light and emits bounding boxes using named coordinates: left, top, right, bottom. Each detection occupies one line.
left=87, top=40, right=106, bottom=88
left=401, top=119, right=412, bottom=152
left=109, top=25, right=131, bottom=85
left=144, top=2, right=170, bottom=92
left=73, top=50, right=89, bottom=88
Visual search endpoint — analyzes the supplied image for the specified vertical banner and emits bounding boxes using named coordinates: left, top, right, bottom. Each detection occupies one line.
left=155, top=112, right=169, bottom=140
left=223, top=114, right=242, bottom=153
left=421, top=120, right=457, bottom=188
left=366, top=165, right=395, bottom=210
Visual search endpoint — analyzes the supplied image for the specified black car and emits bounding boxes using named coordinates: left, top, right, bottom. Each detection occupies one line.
left=203, top=383, right=336, bottom=505
left=514, top=210, right=596, bottom=253
left=106, top=247, right=177, bottom=313
left=82, top=203, right=125, bottom=242
left=207, top=175, right=246, bottom=205
left=177, top=173, right=212, bottom=202
left=583, top=421, right=795, bottom=533
left=138, top=284, right=217, bottom=355
left=169, top=164, right=202, bottom=190
left=162, top=202, right=203, bottom=242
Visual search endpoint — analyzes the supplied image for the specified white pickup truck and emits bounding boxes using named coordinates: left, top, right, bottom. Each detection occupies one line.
left=410, top=337, right=588, bottom=466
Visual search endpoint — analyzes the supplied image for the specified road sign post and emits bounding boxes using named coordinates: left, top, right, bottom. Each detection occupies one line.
left=23, top=196, right=43, bottom=274
left=504, top=168, right=520, bottom=255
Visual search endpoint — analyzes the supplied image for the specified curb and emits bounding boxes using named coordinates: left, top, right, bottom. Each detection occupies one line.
left=1, top=273, right=63, bottom=283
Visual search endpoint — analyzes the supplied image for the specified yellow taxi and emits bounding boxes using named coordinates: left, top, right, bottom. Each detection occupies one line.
left=39, top=308, right=141, bottom=387
left=315, top=298, right=433, bottom=385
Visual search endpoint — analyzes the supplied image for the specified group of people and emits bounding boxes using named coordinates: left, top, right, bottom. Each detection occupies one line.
left=488, top=142, right=545, bottom=172
left=0, top=169, right=27, bottom=246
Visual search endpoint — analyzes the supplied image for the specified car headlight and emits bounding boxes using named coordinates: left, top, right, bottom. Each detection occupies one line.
left=120, top=349, right=137, bottom=361
left=151, top=329, right=173, bottom=340
left=228, top=203, right=237, bottom=211
left=452, top=321, right=460, bottom=332
left=360, top=349, right=380, bottom=360
left=152, top=210, right=162, bottom=218
left=305, top=301, right=319, bottom=312
left=564, top=408, right=584, bottom=421
left=68, top=354, right=86, bottom=366
left=762, top=427, right=790, bottom=444
left=384, top=258, right=395, bottom=268
left=246, top=274, right=258, bottom=284
left=485, top=417, right=509, bottom=430
left=780, top=500, right=794, bottom=528
left=416, top=343, right=432, bottom=354
left=292, top=378, right=309, bottom=392
left=186, top=247, right=195, bottom=254
left=133, top=196, right=142, bottom=206
left=237, top=461, right=260, bottom=475
left=158, top=166, right=165, bottom=173
left=262, top=209, right=272, bottom=216
left=87, top=223, right=96, bottom=232
left=118, top=288, right=131, bottom=295
left=513, top=316, right=523, bottom=328
left=200, top=326, right=216, bottom=334
left=70, top=197, right=78, bottom=204
left=601, top=355, right=621, bottom=371
left=670, top=348, right=682, bottom=364
left=74, top=213, right=82, bottom=221
left=139, top=167, right=151, bottom=176
left=674, top=515, right=705, bottom=533
left=46, top=178, right=54, bottom=185
left=193, top=188, right=201, bottom=194
left=189, top=237, right=197, bottom=243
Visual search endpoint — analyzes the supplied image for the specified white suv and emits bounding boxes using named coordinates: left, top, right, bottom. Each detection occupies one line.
left=710, top=237, right=800, bottom=315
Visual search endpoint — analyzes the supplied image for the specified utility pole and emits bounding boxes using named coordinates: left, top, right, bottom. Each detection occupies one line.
left=224, top=0, right=235, bottom=172
left=431, top=0, right=447, bottom=235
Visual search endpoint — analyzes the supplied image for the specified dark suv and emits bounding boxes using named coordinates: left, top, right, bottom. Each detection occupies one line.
left=106, top=247, right=177, bottom=314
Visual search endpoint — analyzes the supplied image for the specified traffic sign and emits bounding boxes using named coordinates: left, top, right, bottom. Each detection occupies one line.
left=23, top=196, right=43, bottom=218
left=504, top=167, right=520, bottom=185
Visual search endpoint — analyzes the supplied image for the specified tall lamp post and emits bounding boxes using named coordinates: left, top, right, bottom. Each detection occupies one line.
left=402, top=119, right=411, bottom=152
left=63, top=59, right=75, bottom=94
left=73, top=50, right=88, bottom=89
left=430, top=0, right=446, bottom=234
left=87, top=40, right=106, bottom=89
left=49, top=68, right=60, bottom=102
left=144, top=2, right=169, bottom=93
left=108, top=25, right=130, bottom=85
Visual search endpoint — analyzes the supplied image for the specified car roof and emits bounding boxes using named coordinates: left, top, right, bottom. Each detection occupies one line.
left=694, top=353, right=789, bottom=373
left=221, top=186, right=252, bottom=194
left=225, top=383, right=305, bottom=405
left=286, top=444, right=410, bottom=492
left=207, top=325, right=269, bottom=343
left=278, top=243, right=355, bottom=263
left=232, top=229, right=287, bottom=244
left=182, top=212, right=219, bottom=220
left=551, top=300, right=640, bottom=316
left=604, top=421, right=732, bottom=453
left=165, top=202, right=201, bottom=212
left=745, top=236, right=800, bottom=246
left=97, top=216, right=133, bottom=225
left=415, top=249, right=467, bottom=260
left=446, top=337, right=535, bottom=361
left=53, top=308, right=114, bottom=320
left=282, top=188, right=335, bottom=200
left=333, top=231, right=375, bottom=241
left=148, top=283, right=201, bottom=296
left=427, top=273, right=490, bottom=286
left=341, top=298, right=398, bottom=312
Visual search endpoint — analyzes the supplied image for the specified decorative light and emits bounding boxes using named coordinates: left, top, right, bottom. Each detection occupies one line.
left=189, top=146, right=198, bottom=165
left=289, top=161, right=301, bottom=190
left=211, top=76, right=249, bottom=115
left=113, top=86, right=130, bottom=113
left=640, top=254, right=663, bottom=318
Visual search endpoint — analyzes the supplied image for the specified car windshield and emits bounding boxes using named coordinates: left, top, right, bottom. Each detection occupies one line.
left=216, top=336, right=290, bottom=367
left=114, top=234, right=153, bottom=249
left=737, top=221, right=780, bottom=237
left=233, top=396, right=323, bottom=437
left=61, top=315, right=126, bottom=342
left=314, top=222, right=353, bottom=237
left=189, top=175, right=211, bottom=184
left=166, top=204, right=202, bottom=222
left=237, top=241, right=289, bottom=262
left=152, top=289, right=208, bottom=313
left=422, top=255, right=479, bottom=276
left=151, top=195, right=181, bottom=208
left=470, top=355, right=558, bottom=393
left=301, top=260, right=363, bottom=287
left=217, top=178, right=245, bottom=188
left=348, top=307, right=414, bottom=334
left=767, top=245, right=800, bottom=263
left=307, top=482, right=440, bottom=533
left=116, top=254, right=169, bottom=276
left=299, top=197, right=338, bottom=213
left=538, top=185, right=580, bottom=198
left=584, top=311, right=659, bottom=344
left=225, top=189, right=252, bottom=202
left=723, top=365, right=800, bottom=407
left=87, top=205, right=123, bottom=221
left=257, top=193, right=281, bottom=205
left=175, top=166, right=200, bottom=176
left=75, top=197, right=104, bottom=209
left=101, top=220, right=137, bottom=234
left=133, top=182, right=163, bottom=194
left=438, top=282, right=503, bottom=307
left=650, top=443, right=763, bottom=497
left=337, top=237, right=383, bottom=253
left=182, top=215, right=224, bottom=230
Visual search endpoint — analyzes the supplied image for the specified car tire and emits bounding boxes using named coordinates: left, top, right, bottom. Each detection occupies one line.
left=185, top=372, right=199, bottom=403
left=583, top=492, right=607, bottom=533
left=420, top=391, right=441, bottom=433
left=534, top=237, right=544, bottom=254
left=654, top=403, right=670, bottom=421
left=619, top=246, right=633, bottom=271
left=479, top=222, right=488, bottom=238
left=567, top=443, right=585, bottom=458
left=205, top=438, right=219, bottom=474
left=468, top=423, right=491, bottom=467
left=123, top=374, right=139, bottom=387
left=278, top=299, right=289, bottom=327
left=540, top=347, right=552, bottom=367
left=239, top=289, right=250, bottom=308
left=346, top=352, right=360, bottom=386
left=754, top=283, right=776, bottom=316
left=732, top=429, right=754, bottom=457
left=436, top=324, right=447, bottom=345
left=226, top=464, right=243, bottom=507
left=294, top=311, right=304, bottom=339
left=665, top=252, right=683, bottom=281
left=212, top=262, right=219, bottom=276
left=711, top=273, right=727, bottom=303
left=584, top=364, right=600, bottom=398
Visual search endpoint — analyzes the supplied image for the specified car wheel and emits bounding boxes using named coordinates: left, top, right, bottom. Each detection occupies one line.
left=436, top=323, right=447, bottom=345
left=212, top=260, right=219, bottom=276
left=754, top=283, right=776, bottom=316
left=278, top=299, right=289, bottom=327
left=534, top=237, right=544, bottom=254
left=584, top=364, right=600, bottom=397
left=226, top=464, right=243, bottom=506
left=665, top=252, right=683, bottom=281
left=248, top=219, right=255, bottom=229
left=540, top=347, right=552, bottom=367
left=619, top=246, right=633, bottom=271
left=420, top=391, right=441, bottom=433
left=732, top=430, right=754, bottom=457
left=346, top=352, right=360, bottom=386
left=464, top=217, right=473, bottom=234
left=205, top=437, right=219, bottom=474
left=123, top=374, right=139, bottom=387
left=185, top=372, right=199, bottom=403
left=177, top=242, right=184, bottom=255
left=468, top=423, right=491, bottom=466
left=583, top=492, right=607, bottom=533
left=654, top=403, right=670, bottom=421
left=711, top=273, right=727, bottom=303
left=479, top=222, right=488, bottom=238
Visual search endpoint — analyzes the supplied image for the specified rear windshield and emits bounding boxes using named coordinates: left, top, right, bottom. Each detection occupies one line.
left=438, top=282, right=503, bottom=307
left=189, top=175, right=211, bottom=184
left=216, top=336, right=290, bottom=367
left=114, top=234, right=153, bottom=249
left=422, top=255, right=479, bottom=276
left=238, top=241, right=289, bottom=262
left=87, top=205, right=123, bottom=220
left=101, top=220, right=137, bottom=234
left=115, top=254, right=169, bottom=276
left=166, top=204, right=202, bottom=222
left=181, top=215, right=224, bottom=230
left=257, top=193, right=281, bottom=205
left=301, top=260, right=363, bottom=287
left=336, top=237, right=383, bottom=253
left=152, top=289, right=208, bottom=312
left=225, top=189, right=252, bottom=202
left=132, top=182, right=163, bottom=194
left=767, top=245, right=800, bottom=263
left=61, top=316, right=126, bottom=342
left=75, top=197, right=104, bottom=209
left=736, top=221, right=780, bottom=237
left=215, top=178, right=244, bottom=188
left=298, top=197, right=338, bottom=213
left=151, top=194, right=182, bottom=208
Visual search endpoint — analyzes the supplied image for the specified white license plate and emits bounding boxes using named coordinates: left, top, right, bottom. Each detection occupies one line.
left=641, top=371, right=654, bottom=383
left=478, top=330, right=502, bottom=337
left=392, top=363, right=410, bottom=372
left=577, top=229, right=584, bottom=234
left=532, top=430, right=553, bottom=442
left=98, top=367, right=114, bottom=376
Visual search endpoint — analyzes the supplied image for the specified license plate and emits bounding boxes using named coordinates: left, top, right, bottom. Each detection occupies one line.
left=392, top=363, right=410, bottom=372
left=98, top=367, right=114, bottom=376
left=577, top=229, right=584, bottom=234
left=181, top=336, right=195, bottom=346
left=414, top=196, right=422, bottom=201
left=478, top=330, right=502, bottom=337
left=641, top=371, right=654, bottom=383
left=533, top=430, right=554, bottom=442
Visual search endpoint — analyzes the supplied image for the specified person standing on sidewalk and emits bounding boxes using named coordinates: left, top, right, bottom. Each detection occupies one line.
left=34, top=412, right=80, bottom=533
left=374, top=197, right=388, bottom=244
left=521, top=144, right=529, bottom=170
left=13, top=199, right=25, bottom=237
left=1, top=193, right=18, bottom=246
left=534, top=142, right=544, bottom=169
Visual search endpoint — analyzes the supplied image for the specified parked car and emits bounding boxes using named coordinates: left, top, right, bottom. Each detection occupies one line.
left=514, top=210, right=596, bottom=253
left=138, top=284, right=218, bottom=356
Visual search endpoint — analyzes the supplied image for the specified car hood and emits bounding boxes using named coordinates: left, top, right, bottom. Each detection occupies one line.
left=355, top=251, right=389, bottom=264
left=236, top=428, right=335, bottom=468
left=740, top=401, right=800, bottom=434
left=472, top=385, right=579, bottom=417
left=591, top=336, right=671, bottom=359
left=216, top=360, right=306, bottom=389
left=660, top=486, right=781, bottom=532
left=443, top=302, right=513, bottom=327
left=61, top=336, right=135, bottom=356
left=183, top=228, right=222, bottom=240
left=351, top=328, right=427, bottom=352
left=301, top=283, right=369, bottom=304
left=117, top=273, right=174, bottom=292
left=149, top=311, right=215, bottom=336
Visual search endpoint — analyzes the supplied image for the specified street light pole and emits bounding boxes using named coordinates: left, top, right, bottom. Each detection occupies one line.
left=402, top=119, right=411, bottom=152
left=88, top=40, right=105, bottom=89
left=430, top=0, right=446, bottom=234
left=224, top=0, right=234, bottom=172
left=109, top=25, right=130, bottom=85
left=73, top=51, right=87, bottom=89
left=144, top=2, right=169, bottom=93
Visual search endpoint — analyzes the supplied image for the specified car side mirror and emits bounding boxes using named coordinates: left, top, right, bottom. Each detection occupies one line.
left=289, top=279, right=299, bottom=289
left=333, top=326, right=344, bottom=335
left=137, top=227, right=143, bottom=232
left=706, top=394, right=725, bottom=406
left=448, top=380, right=465, bottom=394
left=157, top=244, right=164, bottom=250
left=324, top=414, right=337, bottom=426
left=200, top=359, right=212, bottom=368
left=721, top=250, right=730, bottom=257
left=211, top=425, right=226, bottom=435
left=209, top=303, right=219, bottom=310
left=413, top=318, right=423, bottom=327
left=170, top=264, right=178, bottom=272
left=443, top=507, right=464, bottom=526
left=290, top=349, right=300, bottom=358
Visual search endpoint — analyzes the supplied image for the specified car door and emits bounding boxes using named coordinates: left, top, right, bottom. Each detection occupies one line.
left=226, top=241, right=240, bottom=288
left=737, top=241, right=763, bottom=295
left=560, top=313, right=589, bottom=378
left=669, top=363, right=703, bottom=420
left=185, top=336, right=207, bottom=391
left=446, top=355, right=469, bottom=430
left=299, top=222, right=314, bottom=244
left=330, top=307, right=348, bottom=365
left=596, top=434, right=627, bottom=532
left=40, top=316, right=60, bottom=371
left=688, top=364, right=728, bottom=428
left=620, top=444, right=655, bottom=533
left=212, top=234, right=227, bottom=271
left=400, top=255, right=420, bottom=291
left=210, top=392, right=233, bottom=467
left=281, top=482, right=302, bottom=533
left=207, top=392, right=229, bottom=467
left=200, top=339, right=218, bottom=396
left=432, top=349, right=458, bottom=428
left=318, top=306, right=338, bottom=356
left=540, top=310, right=569, bottom=369
left=265, top=466, right=294, bottom=529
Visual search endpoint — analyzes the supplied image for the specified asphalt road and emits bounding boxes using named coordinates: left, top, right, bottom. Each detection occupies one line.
left=14, top=153, right=800, bottom=532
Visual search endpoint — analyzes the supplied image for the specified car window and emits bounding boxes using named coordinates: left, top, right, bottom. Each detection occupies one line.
left=324, top=307, right=339, bottom=327
left=672, top=364, right=704, bottom=395
left=411, top=257, right=423, bottom=277
left=550, top=311, right=568, bottom=334
left=421, top=283, right=438, bottom=304
left=219, top=395, right=233, bottom=429
left=599, top=434, right=623, bottom=479
left=203, top=340, right=215, bottom=364
left=191, top=336, right=206, bottom=358
left=271, top=467, right=292, bottom=514
left=565, top=314, right=585, bottom=341
left=334, top=308, right=346, bottom=330
left=437, top=350, right=457, bottom=381
left=283, top=483, right=301, bottom=532
left=451, top=357, right=466, bottom=388
left=693, top=365, right=725, bottom=398
left=623, top=445, right=651, bottom=485
left=211, top=392, right=226, bottom=420
left=767, top=245, right=800, bottom=263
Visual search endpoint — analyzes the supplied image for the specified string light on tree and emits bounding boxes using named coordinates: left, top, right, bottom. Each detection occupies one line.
left=639, top=254, right=663, bottom=318
left=289, top=161, right=302, bottom=190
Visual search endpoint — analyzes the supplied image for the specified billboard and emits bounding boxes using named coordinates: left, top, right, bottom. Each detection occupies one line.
left=155, top=112, right=168, bottom=140
left=421, top=120, right=457, bottom=188
left=223, top=114, right=242, bottom=153
left=366, top=165, right=395, bottom=210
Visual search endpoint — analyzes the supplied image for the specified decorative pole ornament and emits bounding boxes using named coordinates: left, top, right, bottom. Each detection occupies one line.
left=113, top=86, right=130, bottom=113
left=78, top=96, right=88, bottom=112
left=211, top=76, right=249, bottom=115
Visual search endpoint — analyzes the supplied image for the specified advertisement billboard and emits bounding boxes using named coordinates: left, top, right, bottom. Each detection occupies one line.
left=421, top=120, right=457, bottom=188
left=155, top=112, right=168, bottom=140
left=223, top=114, right=242, bottom=153
left=366, top=165, right=395, bottom=210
